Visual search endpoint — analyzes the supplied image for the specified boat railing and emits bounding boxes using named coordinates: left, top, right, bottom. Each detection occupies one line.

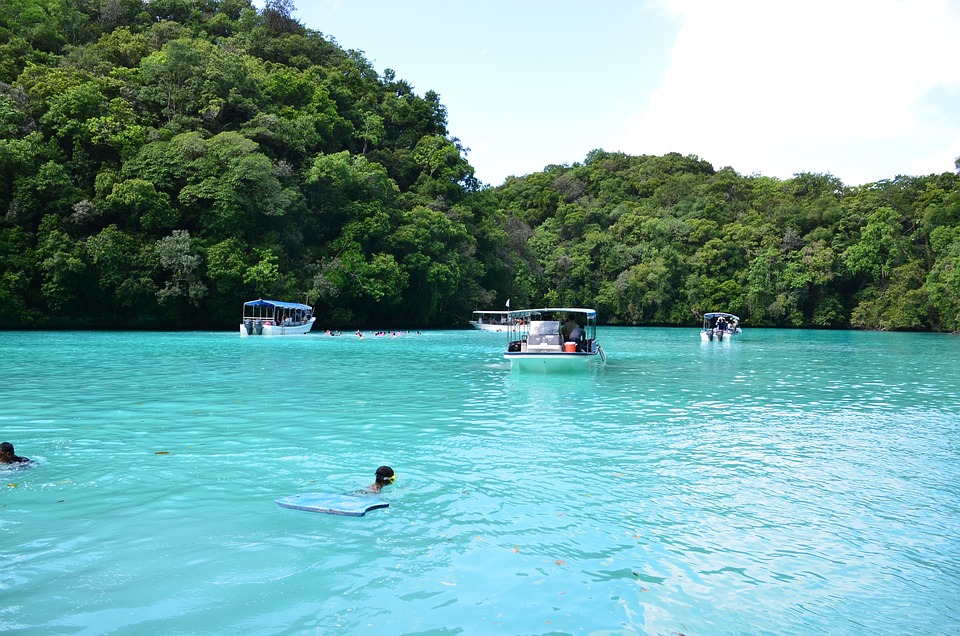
left=242, top=310, right=313, bottom=325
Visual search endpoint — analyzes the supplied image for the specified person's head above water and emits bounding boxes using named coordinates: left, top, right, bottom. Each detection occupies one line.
left=0, top=441, right=30, bottom=464
left=375, top=466, right=395, bottom=487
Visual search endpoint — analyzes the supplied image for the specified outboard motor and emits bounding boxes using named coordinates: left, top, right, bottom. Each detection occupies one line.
left=254, top=320, right=263, bottom=335
left=244, top=318, right=254, bottom=335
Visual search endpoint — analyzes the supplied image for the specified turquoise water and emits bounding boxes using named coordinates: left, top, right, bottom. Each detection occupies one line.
left=2, top=328, right=959, bottom=635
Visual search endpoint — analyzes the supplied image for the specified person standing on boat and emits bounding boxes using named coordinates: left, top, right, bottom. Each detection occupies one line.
left=0, top=442, right=32, bottom=465
left=368, top=466, right=395, bottom=493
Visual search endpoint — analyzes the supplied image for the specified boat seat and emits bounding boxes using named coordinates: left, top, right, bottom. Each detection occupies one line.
left=527, top=343, right=563, bottom=351
left=527, top=333, right=561, bottom=347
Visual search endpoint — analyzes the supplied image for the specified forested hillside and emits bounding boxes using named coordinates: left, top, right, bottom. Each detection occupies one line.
left=0, top=0, right=482, bottom=328
left=1, top=0, right=959, bottom=331
left=480, top=153, right=960, bottom=331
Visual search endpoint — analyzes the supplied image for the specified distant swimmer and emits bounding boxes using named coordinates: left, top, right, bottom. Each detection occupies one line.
left=367, top=466, right=395, bottom=493
left=0, top=441, right=32, bottom=465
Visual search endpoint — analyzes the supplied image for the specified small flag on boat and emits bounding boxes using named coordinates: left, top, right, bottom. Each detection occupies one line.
left=505, top=299, right=510, bottom=308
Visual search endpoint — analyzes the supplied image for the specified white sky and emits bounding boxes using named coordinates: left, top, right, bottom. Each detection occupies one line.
left=288, top=0, right=960, bottom=187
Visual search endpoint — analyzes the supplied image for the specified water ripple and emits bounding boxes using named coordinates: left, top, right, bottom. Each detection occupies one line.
left=2, top=329, right=959, bottom=634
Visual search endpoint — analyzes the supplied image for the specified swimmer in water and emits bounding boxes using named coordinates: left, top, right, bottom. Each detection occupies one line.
left=368, top=466, right=395, bottom=493
left=0, top=442, right=31, bottom=465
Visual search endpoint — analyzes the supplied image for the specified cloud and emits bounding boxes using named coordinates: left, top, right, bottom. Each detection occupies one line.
left=621, top=0, right=960, bottom=183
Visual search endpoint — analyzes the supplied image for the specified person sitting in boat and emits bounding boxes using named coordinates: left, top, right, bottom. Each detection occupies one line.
left=568, top=325, right=586, bottom=350
left=562, top=316, right=580, bottom=341
left=0, top=442, right=32, bottom=465
left=367, top=466, right=395, bottom=493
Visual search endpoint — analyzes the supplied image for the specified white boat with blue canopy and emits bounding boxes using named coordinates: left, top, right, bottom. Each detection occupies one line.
left=240, top=299, right=316, bottom=336
left=504, top=307, right=605, bottom=371
left=701, top=312, right=741, bottom=342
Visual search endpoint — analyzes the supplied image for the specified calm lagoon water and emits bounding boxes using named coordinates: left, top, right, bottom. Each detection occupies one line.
left=2, top=328, right=959, bottom=635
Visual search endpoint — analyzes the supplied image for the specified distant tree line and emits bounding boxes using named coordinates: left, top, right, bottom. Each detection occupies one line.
left=483, top=152, right=960, bottom=332
left=1, top=1, right=958, bottom=331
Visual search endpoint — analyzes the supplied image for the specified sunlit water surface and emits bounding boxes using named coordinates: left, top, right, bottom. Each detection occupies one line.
left=2, top=329, right=959, bottom=635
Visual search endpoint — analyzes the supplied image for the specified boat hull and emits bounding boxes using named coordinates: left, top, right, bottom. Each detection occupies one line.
left=240, top=317, right=316, bottom=336
left=469, top=310, right=510, bottom=332
left=701, top=312, right=741, bottom=342
left=504, top=351, right=599, bottom=372
left=469, top=322, right=508, bottom=332
left=700, top=329, right=740, bottom=342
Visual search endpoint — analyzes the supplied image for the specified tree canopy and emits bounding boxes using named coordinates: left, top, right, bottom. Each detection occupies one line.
left=1, top=1, right=958, bottom=331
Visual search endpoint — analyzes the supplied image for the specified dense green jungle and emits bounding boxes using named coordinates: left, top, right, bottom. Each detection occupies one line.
left=2, top=0, right=959, bottom=331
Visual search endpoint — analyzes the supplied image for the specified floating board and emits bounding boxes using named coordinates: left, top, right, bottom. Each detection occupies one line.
left=275, top=493, right=389, bottom=517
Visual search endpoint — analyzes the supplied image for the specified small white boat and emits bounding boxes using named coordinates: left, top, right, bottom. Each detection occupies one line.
left=504, top=307, right=605, bottom=371
left=240, top=299, right=316, bottom=336
left=469, top=310, right=510, bottom=332
left=701, top=312, right=741, bottom=342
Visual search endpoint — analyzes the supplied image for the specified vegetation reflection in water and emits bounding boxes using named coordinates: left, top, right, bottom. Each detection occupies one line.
left=2, top=329, right=959, bottom=635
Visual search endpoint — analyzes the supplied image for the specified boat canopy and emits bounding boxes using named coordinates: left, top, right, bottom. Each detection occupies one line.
left=243, top=299, right=312, bottom=311
left=703, top=312, right=739, bottom=321
left=507, top=307, right=597, bottom=320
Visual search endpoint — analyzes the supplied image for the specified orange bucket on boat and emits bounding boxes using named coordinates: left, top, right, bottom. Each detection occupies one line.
left=564, top=342, right=577, bottom=352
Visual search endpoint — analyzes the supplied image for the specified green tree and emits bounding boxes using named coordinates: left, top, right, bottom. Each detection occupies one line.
left=243, top=247, right=280, bottom=296
left=925, top=227, right=960, bottom=331
left=388, top=205, right=473, bottom=324
left=103, top=178, right=176, bottom=232
left=0, top=226, right=41, bottom=324
left=842, top=206, right=911, bottom=287
left=412, top=135, right=476, bottom=200
left=35, top=214, right=88, bottom=312
left=84, top=224, right=156, bottom=316
left=155, top=229, right=206, bottom=313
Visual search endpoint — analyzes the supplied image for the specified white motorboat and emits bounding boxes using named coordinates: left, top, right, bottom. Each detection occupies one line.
left=701, top=312, right=741, bottom=342
left=468, top=310, right=510, bottom=332
left=503, top=307, right=605, bottom=371
left=240, top=299, right=316, bottom=336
